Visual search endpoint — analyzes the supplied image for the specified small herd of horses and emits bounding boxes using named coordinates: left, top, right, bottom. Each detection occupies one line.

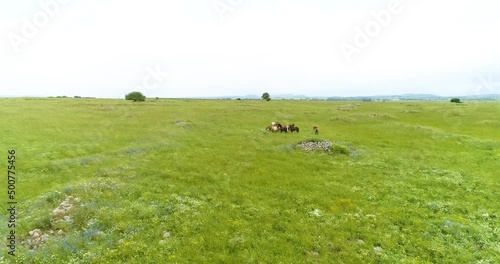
left=266, top=122, right=319, bottom=134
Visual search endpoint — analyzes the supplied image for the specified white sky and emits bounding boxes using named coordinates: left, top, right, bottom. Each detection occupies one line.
left=1, top=0, right=499, bottom=98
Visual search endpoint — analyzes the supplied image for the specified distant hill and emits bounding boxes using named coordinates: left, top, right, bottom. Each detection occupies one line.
left=399, top=94, right=442, bottom=99
left=222, top=93, right=500, bottom=101
left=2, top=93, right=499, bottom=100
left=460, top=94, right=500, bottom=100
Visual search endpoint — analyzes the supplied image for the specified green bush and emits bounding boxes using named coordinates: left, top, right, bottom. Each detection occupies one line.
left=125, top=91, right=146, bottom=102
left=450, top=98, right=461, bottom=103
left=332, top=145, right=350, bottom=155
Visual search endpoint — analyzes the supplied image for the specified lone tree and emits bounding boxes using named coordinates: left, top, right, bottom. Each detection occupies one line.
left=125, top=91, right=146, bottom=102
left=450, top=98, right=461, bottom=103
left=261, top=92, right=271, bottom=101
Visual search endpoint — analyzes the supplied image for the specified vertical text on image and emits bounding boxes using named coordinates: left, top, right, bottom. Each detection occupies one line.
left=7, top=150, right=17, bottom=257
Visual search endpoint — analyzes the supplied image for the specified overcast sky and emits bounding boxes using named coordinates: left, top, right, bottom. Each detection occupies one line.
left=1, top=0, right=499, bottom=98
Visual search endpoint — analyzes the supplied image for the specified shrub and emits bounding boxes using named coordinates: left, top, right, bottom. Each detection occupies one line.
left=450, top=98, right=461, bottom=103
left=331, top=145, right=350, bottom=155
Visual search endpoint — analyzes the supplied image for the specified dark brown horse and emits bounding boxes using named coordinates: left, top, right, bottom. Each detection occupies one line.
left=313, top=126, right=319, bottom=135
left=288, top=124, right=299, bottom=133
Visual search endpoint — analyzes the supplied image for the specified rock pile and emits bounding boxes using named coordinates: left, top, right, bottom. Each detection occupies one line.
left=26, top=229, right=49, bottom=249
left=51, top=196, right=80, bottom=224
left=296, top=140, right=333, bottom=152
left=22, top=196, right=81, bottom=250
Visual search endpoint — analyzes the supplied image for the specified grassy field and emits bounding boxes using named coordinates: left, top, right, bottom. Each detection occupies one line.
left=1, top=98, right=499, bottom=263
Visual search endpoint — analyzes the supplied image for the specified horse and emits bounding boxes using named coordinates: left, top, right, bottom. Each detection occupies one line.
left=266, top=123, right=282, bottom=133
left=288, top=124, right=299, bottom=133
left=313, top=126, right=319, bottom=135
left=279, top=125, right=288, bottom=133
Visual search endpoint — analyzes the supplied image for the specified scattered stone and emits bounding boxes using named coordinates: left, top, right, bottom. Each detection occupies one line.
left=311, top=209, right=321, bottom=217
left=374, top=246, right=384, bottom=254
left=356, top=239, right=365, bottom=245
left=57, top=230, right=64, bottom=235
left=163, top=231, right=171, bottom=239
left=159, top=240, right=166, bottom=244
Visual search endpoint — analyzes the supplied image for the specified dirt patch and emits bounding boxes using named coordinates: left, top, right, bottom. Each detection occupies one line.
left=338, top=104, right=359, bottom=111
left=476, top=120, right=499, bottom=126
left=175, top=120, right=193, bottom=128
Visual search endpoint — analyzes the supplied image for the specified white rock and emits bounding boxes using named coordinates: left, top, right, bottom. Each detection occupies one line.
left=312, top=209, right=321, bottom=217
left=41, top=234, right=49, bottom=242
left=374, top=246, right=384, bottom=254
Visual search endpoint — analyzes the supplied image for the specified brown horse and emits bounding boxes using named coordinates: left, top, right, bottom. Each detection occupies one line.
left=313, top=126, right=319, bottom=135
left=288, top=124, right=299, bottom=133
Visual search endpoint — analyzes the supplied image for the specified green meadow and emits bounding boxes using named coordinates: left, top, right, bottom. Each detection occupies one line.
left=1, top=98, right=499, bottom=263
